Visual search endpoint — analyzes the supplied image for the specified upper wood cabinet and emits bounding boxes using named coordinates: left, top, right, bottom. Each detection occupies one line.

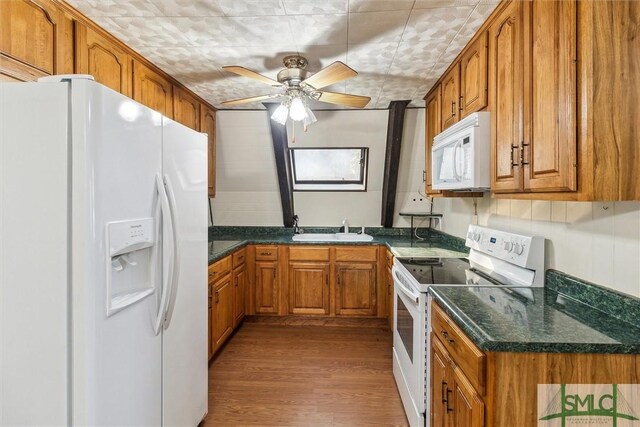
left=490, top=0, right=577, bottom=195
left=523, top=0, right=577, bottom=193
left=441, top=64, right=460, bottom=130
left=335, top=263, right=376, bottom=316
left=288, top=262, right=330, bottom=315
left=200, top=104, right=217, bottom=198
left=425, top=86, right=442, bottom=196
left=0, top=0, right=73, bottom=82
left=74, top=22, right=131, bottom=96
left=459, top=32, right=488, bottom=119
left=173, top=86, right=200, bottom=130
left=489, top=0, right=524, bottom=193
left=132, top=60, right=173, bottom=118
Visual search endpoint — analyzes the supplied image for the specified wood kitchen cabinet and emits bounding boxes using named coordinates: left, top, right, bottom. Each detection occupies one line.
left=424, top=86, right=442, bottom=196
left=489, top=0, right=524, bottom=193
left=255, top=261, right=279, bottom=314
left=336, top=262, right=376, bottom=316
left=212, top=275, right=234, bottom=353
left=441, top=64, right=460, bottom=130
left=459, top=32, right=488, bottom=119
left=431, top=336, right=484, bottom=427
left=74, top=22, right=131, bottom=96
left=491, top=0, right=578, bottom=196
left=132, top=60, right=173, bottom=119
left=289, top=262, right=330, bottom=315
left=200, top=105, right=217, bottom=198
left=232, top=249, right=247, bottom=327
left=0, top=0, right=73, bottom=82
left=173, top=86, right=200, bottom=130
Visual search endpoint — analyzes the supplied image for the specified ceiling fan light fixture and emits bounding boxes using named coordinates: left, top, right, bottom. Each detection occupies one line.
left=303, top=107, right=317, bottom=127
left=289, top=96, right=307, bottom=122
left=271, top=103, right=289, bottom=125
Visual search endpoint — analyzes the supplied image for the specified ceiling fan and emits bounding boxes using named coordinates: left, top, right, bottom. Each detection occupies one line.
left=221, top=55, right=371, bottom=125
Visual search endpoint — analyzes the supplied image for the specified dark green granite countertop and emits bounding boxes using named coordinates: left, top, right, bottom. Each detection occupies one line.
left=208, top=227, right=468, bottom=264
left=429, top=284, right=640, bottom=354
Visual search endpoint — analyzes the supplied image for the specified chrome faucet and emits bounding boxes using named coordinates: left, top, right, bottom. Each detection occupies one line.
left=341, top=218, right=349, bottom=234
left=292, top=215, right=303, bottom=234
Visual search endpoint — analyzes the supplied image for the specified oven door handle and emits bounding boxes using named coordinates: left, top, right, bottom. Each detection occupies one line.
left=392, top=266, right=421, bottom=304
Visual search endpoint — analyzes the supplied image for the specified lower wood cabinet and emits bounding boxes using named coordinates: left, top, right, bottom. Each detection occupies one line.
left=255, top=260, right=279, bottom=314
left=431, top=336, right=484, bottom=427
left=289, top=262, right=330, bottom=315
left=232, top=264, right=246, bottom=326
left=335, top=262, right=376, bottom=316
left=208, top=248, right=247, bottom=359
left=212, top=274, right=233, bottom=353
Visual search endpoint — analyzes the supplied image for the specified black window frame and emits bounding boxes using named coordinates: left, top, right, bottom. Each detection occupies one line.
left=288, top=147, right=369, bottom=192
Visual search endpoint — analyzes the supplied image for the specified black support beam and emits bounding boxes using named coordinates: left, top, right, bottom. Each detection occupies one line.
left=264, top=103, right=295, bottom=227
left=380, top=100, right=411, bottom=228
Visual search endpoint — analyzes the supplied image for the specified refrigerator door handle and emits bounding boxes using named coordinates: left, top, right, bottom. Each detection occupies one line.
left=154, top=173, right=175, bottom=336
left=162, top=174, right=181, bottom=329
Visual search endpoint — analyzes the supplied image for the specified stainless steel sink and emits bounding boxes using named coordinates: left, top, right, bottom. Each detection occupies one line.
left=292, top=233, right=374, bottom=242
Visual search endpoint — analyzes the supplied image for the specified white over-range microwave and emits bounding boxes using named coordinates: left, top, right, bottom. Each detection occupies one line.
left=431, top=112, right=490, bottom=191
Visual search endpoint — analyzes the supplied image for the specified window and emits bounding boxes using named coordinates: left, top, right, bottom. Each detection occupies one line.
left=289, top=147, right=369, bottom=191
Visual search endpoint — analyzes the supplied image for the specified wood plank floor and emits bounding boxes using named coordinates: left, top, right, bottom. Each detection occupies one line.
left=202, top=319, right=409, bottom=427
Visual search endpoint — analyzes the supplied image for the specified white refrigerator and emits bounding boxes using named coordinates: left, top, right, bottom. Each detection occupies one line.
left=0, top=76, right=208, bottom=426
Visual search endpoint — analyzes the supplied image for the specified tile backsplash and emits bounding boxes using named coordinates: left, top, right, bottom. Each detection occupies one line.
left=437, top=197, right=640, bottom=298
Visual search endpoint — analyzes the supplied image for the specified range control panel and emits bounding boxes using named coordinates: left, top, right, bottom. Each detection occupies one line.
left=465, top=224, right=544, bottom=269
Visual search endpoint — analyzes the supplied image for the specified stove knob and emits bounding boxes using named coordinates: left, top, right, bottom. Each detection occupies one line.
left=514, top=243, right=524, bottom=255
left=467, top=231, right=474, bottom=240
left=503, top=241, right=513, bottom=252
left=474, top=232, right=482, bottom=242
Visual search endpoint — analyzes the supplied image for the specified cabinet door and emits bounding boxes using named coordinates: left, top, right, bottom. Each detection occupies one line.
left=173, top=86, right=200, bottom=130
left=0, top=0, right=73, bottom=82
left=208, top=282, right=213, bottom=360
left=450, top=367, right=484, bottom=427
left=74, top=22, right=131, bottom=96
left=523, top=0, right=577, bottom=192
left=386, top=268, right=394, bottom=330
left=255, top=261, right=279, bottom=314
left=200, top=105, right=216, bottom=198
left=289, top=262, right=330, bottom=315
left=212, top=276, right=234, bottom=352
left=490, top=0, right=524, bottom=193
left=336, top=263, right=376, bottom=316
left=459, top=32, right=488, bottom=118
left=132, top=60, right=173, bottom=118
left=233, top=265, right=246, bottom=327
left=431, top=336, right=451, bottom=427
left=425, top=86, right=442, bottom=196
left=441, top=63, right=460, bottom=130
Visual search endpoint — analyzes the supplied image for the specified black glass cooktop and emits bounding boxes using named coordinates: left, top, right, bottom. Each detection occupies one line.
left=397, top=257, right=471, bottom=285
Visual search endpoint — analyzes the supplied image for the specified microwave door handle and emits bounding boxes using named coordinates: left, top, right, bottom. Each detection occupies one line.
left=453, top=140, right=464, bottom=181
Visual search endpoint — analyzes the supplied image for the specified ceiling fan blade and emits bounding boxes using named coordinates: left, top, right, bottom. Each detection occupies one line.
left=221, top=94, right=281, bottom=106
left=222, top=66, right=283, bottom=86
left=315, top=91, right=371, bottom=108
left=302, top=61, right=357, bottom=90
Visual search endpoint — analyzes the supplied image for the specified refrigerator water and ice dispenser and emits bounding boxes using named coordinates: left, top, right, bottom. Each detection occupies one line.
left=106, top=218, right=156, bottom=316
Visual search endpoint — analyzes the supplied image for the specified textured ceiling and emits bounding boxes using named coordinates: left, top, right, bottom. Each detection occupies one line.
left=66, top=0, right=499, bottom=109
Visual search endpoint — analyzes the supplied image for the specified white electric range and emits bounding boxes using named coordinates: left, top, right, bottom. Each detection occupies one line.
left=391, top=225, right=545, bottom=427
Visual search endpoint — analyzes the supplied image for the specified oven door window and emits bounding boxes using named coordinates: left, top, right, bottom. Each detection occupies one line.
left=396, top=295, right=414, bottom=363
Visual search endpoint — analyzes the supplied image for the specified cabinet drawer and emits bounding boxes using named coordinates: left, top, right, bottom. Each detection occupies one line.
left=335, top=246, right=378, bottom=262
left=232, top=248, right=246, bottom=268
left=431, top=302, right=485, bottom=393
left=209, top=256, right=231, bottom=283
left=289, top=246, right=330, bottom=262
left=255, top=245, right=278, bottom=260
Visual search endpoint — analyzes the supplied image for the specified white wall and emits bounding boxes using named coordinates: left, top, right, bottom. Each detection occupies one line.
left=436, top=197, right=640, bottom=298
left=211, top=108, right=429, bottom=228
